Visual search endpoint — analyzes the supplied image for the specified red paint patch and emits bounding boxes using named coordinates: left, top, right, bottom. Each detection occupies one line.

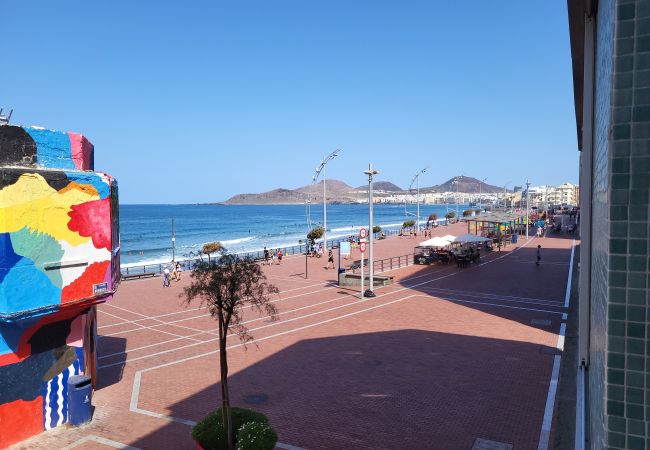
left=0, top=397, right=44, bottom=448
left=68, top=132, right=94, bottom=170
left=62, top=261, right=110, bottom=303
left=67, top=198, right=111, bottom=249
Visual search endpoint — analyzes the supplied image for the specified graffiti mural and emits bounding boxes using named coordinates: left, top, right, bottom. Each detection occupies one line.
left=0, top=125, right=118, bottom=448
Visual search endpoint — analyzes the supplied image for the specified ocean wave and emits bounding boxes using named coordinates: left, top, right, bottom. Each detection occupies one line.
left=220, top=236, right=256, bottom=246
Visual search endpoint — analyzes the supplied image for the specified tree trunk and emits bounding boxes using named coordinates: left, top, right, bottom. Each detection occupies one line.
left=218, top=311, right=234, bottom=450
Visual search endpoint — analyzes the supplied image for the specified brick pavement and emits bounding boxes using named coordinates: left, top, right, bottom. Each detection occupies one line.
left=10, top=224, right=575, bottom=450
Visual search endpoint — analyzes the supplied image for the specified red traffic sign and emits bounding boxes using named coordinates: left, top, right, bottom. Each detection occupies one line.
left=359, top=228, right=367, bottom=239
left=360, top=242, right=367, bottom=253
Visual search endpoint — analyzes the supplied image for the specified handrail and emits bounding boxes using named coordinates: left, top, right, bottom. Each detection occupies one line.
left=120, top=228, right=410, bottom=276
left=345, top=253, right=415, bottom=275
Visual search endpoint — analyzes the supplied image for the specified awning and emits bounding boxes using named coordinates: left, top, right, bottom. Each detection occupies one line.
left=452, top=234, right=491, bottom=244
left=419, top=236, right=453, bottom=248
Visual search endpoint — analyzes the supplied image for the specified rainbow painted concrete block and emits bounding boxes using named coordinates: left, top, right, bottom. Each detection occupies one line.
left=0, top=125, right=119, bottom=448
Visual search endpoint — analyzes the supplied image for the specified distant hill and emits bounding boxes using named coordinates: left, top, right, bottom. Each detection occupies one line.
left=223, top=179, right=362, bottom=204
left=422, top=176, right=505, bottom=194
left=355, top=181, right=403, bottom=192
left=222, top=176, right=503, bottom=204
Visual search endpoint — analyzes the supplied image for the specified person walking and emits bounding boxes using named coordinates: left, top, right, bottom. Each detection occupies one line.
left=271, top=250, right=277, bottom=265
left=264, top=247, right=270, bottom=265
left=326, top=248, right=334, bottom=269
left=163, top=267, right=170, bottom=287
left=175, top=261, right=182, bottom=281
left=536, top=244, right=542, bottom=266
left=277, top=249, right=283, bottom=264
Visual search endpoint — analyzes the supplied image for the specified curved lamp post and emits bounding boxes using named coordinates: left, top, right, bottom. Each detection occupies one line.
left=408, top=167, right=429, bottom=234
left=313, top=149, right=341, bottom=252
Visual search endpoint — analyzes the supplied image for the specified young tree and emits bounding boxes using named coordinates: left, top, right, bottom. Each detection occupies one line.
left=427, top=213, right=438, bottom=228
left=183, top=253, right=279, bottom=450
left=307, top=226, right=324, bottom=241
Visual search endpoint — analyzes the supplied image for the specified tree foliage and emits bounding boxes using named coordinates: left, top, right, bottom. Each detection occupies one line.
left=463, top=209, right=473, bottom=217
left=183, top=254, right=279, bottom=450
left=428, top=213, right=438, bottom=221
left=307, top=227, right=324, bottom=240
left=203, top=241, right=224, bottom=254
left=474, top=209, right=481, bottom=215
left=445, top=211, right=456, bottom=219
left=372, top=225, right=382, bottom=234
left=403, top=219, right=415, bottom=228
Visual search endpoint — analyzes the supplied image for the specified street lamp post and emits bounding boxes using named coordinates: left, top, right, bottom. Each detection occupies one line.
left=503, top=181, right=512, bottom=210
left=526, top=180, right=531, bottom=239
left=454, top=176, right=461, bottom=217
left=409, top=167, right=429, bottom=234
left=313, top=149, right=340, bottom=252
left=478, top=177, right=488, bottom=211
left=364, top=164, right=378, bottom=297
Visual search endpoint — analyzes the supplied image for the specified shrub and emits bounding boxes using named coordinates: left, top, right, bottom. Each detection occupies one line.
left=445, top=211, right=456, bottom=219
left=463, top=209, right=473, bottom=217
left=372, top=225, right=381, bottom=233
left=203, top=241, right=224, bottom=254
left=307, top=227, right=324, bottom=240
left=403, top=219, right=415, bottom=228
left=192, top=407, right=269, bottom=450
left=237, top=421, right=278, bottom=450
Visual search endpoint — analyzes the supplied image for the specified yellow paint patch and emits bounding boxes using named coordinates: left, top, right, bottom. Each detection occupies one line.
left=0, top=173, right=97, bottom=245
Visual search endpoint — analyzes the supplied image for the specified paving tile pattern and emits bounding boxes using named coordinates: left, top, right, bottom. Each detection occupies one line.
left=9, top=225, right=572, bottom=450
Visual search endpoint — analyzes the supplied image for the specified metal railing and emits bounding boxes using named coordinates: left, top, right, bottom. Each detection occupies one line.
left=346, top=253, right=415, bottom=276
left=120, top=228, right=409, bottom=277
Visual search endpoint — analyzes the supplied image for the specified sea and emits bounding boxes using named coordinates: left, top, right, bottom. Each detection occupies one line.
left=119, top=203, right=470, bottom=267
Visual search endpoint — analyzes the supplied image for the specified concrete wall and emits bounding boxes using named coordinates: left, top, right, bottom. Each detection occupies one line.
left=0, top=125, right=118, bottom=448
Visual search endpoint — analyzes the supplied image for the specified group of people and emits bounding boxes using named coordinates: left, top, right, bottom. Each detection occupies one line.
left=162, top=261, right=182, bottom=287
left=263, top=247, right=284, bottom=265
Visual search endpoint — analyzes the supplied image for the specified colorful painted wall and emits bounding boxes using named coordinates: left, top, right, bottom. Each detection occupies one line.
left=0, top=125, right=118, bottom=448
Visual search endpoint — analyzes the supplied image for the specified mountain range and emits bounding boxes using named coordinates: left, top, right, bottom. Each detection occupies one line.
left=222, top=176, right=505, bottom=204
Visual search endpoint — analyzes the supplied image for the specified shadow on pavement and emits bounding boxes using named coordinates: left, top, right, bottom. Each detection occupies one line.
left=95, top=335, right=127, bottom=389
left=129, top=329, right=558, bottom=450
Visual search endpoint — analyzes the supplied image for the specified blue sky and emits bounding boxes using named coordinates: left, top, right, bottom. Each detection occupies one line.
left=1, top=1, right=577, bottom=204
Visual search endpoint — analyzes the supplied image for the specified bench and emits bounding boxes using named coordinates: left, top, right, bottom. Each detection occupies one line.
left=339, top=272, right=394, bottom=287
left=121, top=272, right=157, bottom=281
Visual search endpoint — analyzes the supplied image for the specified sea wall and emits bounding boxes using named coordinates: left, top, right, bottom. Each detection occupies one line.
left=0, top=125, right=118, bottom=448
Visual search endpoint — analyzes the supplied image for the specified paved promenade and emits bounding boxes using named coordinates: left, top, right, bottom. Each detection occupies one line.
left=11, top=222, right=576, bottom=450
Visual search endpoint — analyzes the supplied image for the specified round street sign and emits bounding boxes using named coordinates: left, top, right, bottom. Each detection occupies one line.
left=360, top=242, right=367, bottom=253
left=359, top=228, right=367, bottom=239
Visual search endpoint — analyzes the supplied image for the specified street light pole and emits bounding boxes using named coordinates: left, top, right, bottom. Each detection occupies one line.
left=526, top=180, right=531, bottom=239
left=171, top=218, right=175, bottom=261
left=479, top=177, right=487, bottom=211
left=503, top=181, right=512, bottom=210
left=313, top=149, right=340, bottom=252
left=455, top=176, right=460, bottom=217
left=364, top=164, right=379, bottom=297
left=409, top=167, right=428, bottom=234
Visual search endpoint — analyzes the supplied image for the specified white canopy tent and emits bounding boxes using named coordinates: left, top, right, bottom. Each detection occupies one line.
left=452, top=234, right=491, bottom=244
left=442, top=234, right=456, bottom=242
left=419, top=236, right=453, bottom=248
